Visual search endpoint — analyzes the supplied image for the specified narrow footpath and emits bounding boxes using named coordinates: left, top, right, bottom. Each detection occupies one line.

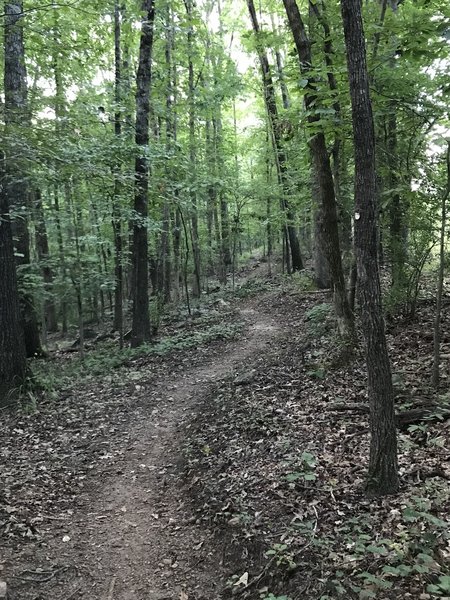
left=3, top=298, right=282, bottom=600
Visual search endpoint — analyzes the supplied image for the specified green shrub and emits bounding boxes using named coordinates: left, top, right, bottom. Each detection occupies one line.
left=305, top=303, right=332, bottom=339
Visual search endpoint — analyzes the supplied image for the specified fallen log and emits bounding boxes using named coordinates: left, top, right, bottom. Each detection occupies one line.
left=326, top=402, right=450, bottom=430
left=396, top=406, right=450, bottom=430
left=326, top=402, right=368, bottom=413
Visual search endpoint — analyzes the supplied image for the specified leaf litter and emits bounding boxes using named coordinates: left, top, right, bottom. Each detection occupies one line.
left=0, top=272, right=449, bottom=599
left=182, top=285, right=450, bottom=600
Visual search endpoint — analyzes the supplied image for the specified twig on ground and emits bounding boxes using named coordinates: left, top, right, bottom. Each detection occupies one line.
left=106, top=576, right=116, bottom=600
left=231, top=555, right=277, bottom=597
left=59, top=584, right=82, bottom=600
left=13, top=566, right=68, bottom=583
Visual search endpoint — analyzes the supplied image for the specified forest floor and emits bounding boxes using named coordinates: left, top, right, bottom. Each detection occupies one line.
left=1, top=261, right=449, bottom=600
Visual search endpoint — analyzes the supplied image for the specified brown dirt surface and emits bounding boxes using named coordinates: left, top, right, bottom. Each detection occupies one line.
left=0, top=286, right=283, bottom=600
left=1, top=272, right=449, bottom=600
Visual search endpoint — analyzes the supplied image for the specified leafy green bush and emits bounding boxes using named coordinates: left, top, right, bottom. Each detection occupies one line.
left=317, top=490, right=449, bottom=598
left=289, top=270, right=316, bottom=292
left=305, top=303, right=332, bottom=339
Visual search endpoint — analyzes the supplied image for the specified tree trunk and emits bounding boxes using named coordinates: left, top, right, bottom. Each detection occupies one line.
left=431, top=142, right=450, bottom=388
left=173, top=207, right=181, bottom=303
left=341, top=0, right=399, bottom=496
left=112, top=0, right=124, bottom=346
left=215, top=1, right=232, bottom=272
left=282, top=0, right=354, bottom=340
left=4, top=0, right=42, bottom=357
left=131, top=0, right=155, bottom=347
left=205, top=117, right=216, bottom=275
left=52, top=14, right=68, bottom=333
left=0, top=148, right=27, bottom=405
left=215, top=117, right=232, bottom=269
left=33, top=189, right=58, bottom=332
left=311, top=161, right=331, bottom=288
left=247, top=0, right=303, bottom=272
left=387, top=111, right=407, bottom=295
left=159, top=4, right=176, bottom=305
left=184, top=0, right=201, bottom=297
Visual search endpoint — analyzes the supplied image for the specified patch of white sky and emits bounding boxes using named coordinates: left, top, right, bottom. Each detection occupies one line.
left=202, top=0, right=261, bottom=133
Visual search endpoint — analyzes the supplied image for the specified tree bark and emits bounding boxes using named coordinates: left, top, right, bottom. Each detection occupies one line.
left=131, top=0, right=155, bottom=347
left=4, top=0, right=42, bottom=357
left=159, top=4, right=175, bottom=305
left=247, top=0, right=303, bottom=272
left=184, top=0, right=202, bottom=297
left=282, top=0, right=354, bottom=340
left=215, top=117, right=232, bottom=269
left=0, top=148, right=27, bottom=404
left=33, top=189, right=58, bottom=332
left=431, top=143, right=450, bottom=388
left=52, top=13, right=68, bottom=332
left=341, top=0, right=399, bottom=496
left=387, top=111, right=407, bottom=295
left=112, top=0, right=124, bottom=346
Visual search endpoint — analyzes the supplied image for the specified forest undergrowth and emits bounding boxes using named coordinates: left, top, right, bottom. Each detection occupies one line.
left=1, top=266, right=449, bottom=600
left=183, top=278, right=450, bottom=600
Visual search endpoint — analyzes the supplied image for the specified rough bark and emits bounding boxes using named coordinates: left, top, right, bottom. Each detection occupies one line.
left=184, top=0, right=201, bottom=297
left=387, top=111, right=407, bottom=294
left=112, top=0, right=124, bottom=345
left=341, top=0, right=399, bottom=496
left=215, top=117, right=232, bottom=269
left=173, top=207, right=181, bottom=303
left=282, top=0, right=354, bottom=339
left=170, top=33, right=181, bottom=305
left=313, top=205, right=331, bottom=289
left=33, top=189, right=57, bottom=332
left=0, top=148, right=27, bottom=405
left=431, top=143, right=450, bottom=388
left=159, top=4, right=175, bottom=305
left=4, top=0, right=42, bottom=357
left=52, top=14, right=68, bottom=332
left=216, top=0, right=232, bottom=272
left=205, top=117, right=216, bottom=275
left=309, top=0, right=351, bottom=259
left=247, top=0, right=303, bottom=272
left=131, top=0, right=155, bottom=347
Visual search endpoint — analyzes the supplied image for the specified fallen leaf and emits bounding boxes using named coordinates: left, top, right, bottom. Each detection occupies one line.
left=234, top=572, right=249, bottom=587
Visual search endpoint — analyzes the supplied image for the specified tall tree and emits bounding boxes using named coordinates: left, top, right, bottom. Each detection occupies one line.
left=131, top=0, right=156, bottom=347
left=282, top=0, right=354, bottom=341
left=4, top=0, right=42, bottom=357
left=1, top=1, right=28, bottom=403
left=0, top=155, right=27, bottom=405
left=33, top=189, right=57, bottom=333
left=341, top=0, right=399, bottom=495
left=431, top=142, right=450, bottom=389
left=247, top=0, right=304, bottom=272
left=112, top=0, right=124, bottom=345
left=184, top=0, right=202, bottom=297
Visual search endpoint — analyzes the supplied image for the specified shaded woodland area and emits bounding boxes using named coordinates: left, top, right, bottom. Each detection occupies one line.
left=1, top=0, right=450, bottom=598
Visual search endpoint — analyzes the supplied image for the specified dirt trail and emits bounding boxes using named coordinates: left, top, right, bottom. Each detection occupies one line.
left=39, top=303, right=281, bottom=600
